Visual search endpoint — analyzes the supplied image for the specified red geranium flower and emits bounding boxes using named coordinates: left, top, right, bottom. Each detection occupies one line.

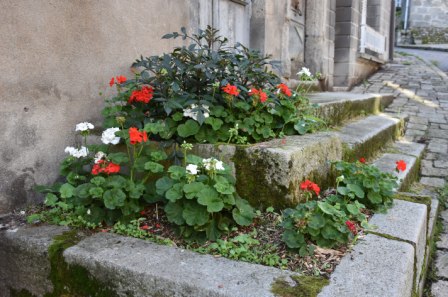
left=109, top=77, right=115, bottom=87
left=249, top=88, right=268, bottom=103
left=277, top=83, right=292, bottom=97
left=299, top=180, right=320, bottom=196
left=359, top=157, right=366, bottom=164
left=222, top=84, right=240, bottom=96
left=396, top=160, right=407, bottom=172
left=129, top=127, right=148, bottom=145
left=345, top=220, right=357, bottom=235
left=116, top=75, right=127, bottom=84
left=129, top=86, right=154, bottom=104
left=91, top=160, right=121, bottom=175
left=140, top=225, right=149, bottom=230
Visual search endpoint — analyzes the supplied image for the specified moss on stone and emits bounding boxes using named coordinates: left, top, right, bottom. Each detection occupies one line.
left=394, top=193, right=432, bottom=208
left=45, top=230, right=118, bottom=297
left=271, top=275, right=329, bottom=297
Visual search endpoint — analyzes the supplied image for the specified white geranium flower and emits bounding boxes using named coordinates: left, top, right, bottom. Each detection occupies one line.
left=94, top=151, right=107, bottom=164
left=297, top=67, right=312, bottom=80
left=202, top=158, right=225, bottom=171
left=75, top=122, right=94, bottom=132
left=215, top=160, right=225, bottom=171
left=186, top=164, right=199, bottom=175
left=64, top=146, right=89, bottom=158
left=87, top=209, right=91, bottom=215
left=183, top=104, right=210, bottom=121
left=101, top=127, right=120, bottom=145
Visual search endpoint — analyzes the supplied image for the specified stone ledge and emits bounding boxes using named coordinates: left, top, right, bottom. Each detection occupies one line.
left=368, top=199, right=428, bottom=295
left=0, top=225, right=69, bottom=297
left=318, top=234, right=415, bottom=297
left=309, top=92, right=394, bottom=126
left=63, top=232, right=299, bottom=297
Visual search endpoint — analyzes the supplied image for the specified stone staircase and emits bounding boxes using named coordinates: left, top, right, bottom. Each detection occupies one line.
left=0, top=92, right=438, bottom=297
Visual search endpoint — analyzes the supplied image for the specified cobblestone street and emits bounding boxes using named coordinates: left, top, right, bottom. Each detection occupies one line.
left=351, top=51, right=448, bottom=296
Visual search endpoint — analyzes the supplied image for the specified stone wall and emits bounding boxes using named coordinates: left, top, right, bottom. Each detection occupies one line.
left=0, top=0, right=229, bottom=213
left=409, top=0, right=448, bottom=28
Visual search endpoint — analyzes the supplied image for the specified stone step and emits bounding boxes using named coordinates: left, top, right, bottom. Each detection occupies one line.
left=0, top=225, right=300, bottom=297
left=310, top=92, right=394, bottom=126
left=336, top=113, right=406, bottom=162
left=372, top=141, right=426, bottom=190
left=319, top=193, right=439, bottom=297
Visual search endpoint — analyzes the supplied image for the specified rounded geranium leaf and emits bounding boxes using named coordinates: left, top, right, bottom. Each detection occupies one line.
left=103, top=188, right=126, bottom=209
left=59, top=183, right=74, bottom=199
left=165, top=183, right=184, bottom=202
left=44, top=193, right=58, bottom=207
left=155, top=176, right=174, bottom=195
left=144, top=161, right=164, bottom=173
left=182, top=201, right=209, bottom=226
left=108, top=152, right=129, bottom=164
left=197, top=187, right=223, bottom=212
left=177, top=119, right=200, bottom=137
left=165, top=201, right=186, bottom=225
left=183, top=182, right=204, bottom=199
left=281, top=229, right=305, bottom=249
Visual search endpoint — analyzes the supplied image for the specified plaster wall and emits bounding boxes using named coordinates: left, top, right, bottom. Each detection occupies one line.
left=0, top=0, right=201, bottom=213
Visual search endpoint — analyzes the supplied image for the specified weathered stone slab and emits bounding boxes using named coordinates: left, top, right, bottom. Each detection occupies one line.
left=432, top=280, right=448, bottom=297
left=318, top=234, right=414, bottom=297
left=309, top=92, right=394, bottom=126
left=437, top=233, right=448, bottom=250
left=0, top=225, right=68, bottom=297
left=368, top=199, right=428, bottom=295
left=392, top=141, right=426, bottom=157
left=336, top=114, right=405, bottom=161
left=420, top=177, right=446, bottom=188
left=435, top=251, right=448, bottom=279
left=373, top=153, right=419, bottom=190
left=64, top=232, right=298, bottom=297
left=194, top=132, right=343, bottom=208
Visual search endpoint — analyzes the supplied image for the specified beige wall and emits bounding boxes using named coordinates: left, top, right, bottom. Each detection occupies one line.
left=0, top=0, right=197, bottom=213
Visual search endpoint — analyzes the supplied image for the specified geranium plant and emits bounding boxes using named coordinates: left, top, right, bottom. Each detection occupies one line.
left=102, top=26, right=324, bottom=145
left=155, top=142, right=255, bottom=240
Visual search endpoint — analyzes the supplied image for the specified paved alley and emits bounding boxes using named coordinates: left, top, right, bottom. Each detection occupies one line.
left=351, top=51, right=448, bottom=296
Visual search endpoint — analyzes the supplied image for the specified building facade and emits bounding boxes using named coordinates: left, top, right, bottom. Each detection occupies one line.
left=0, top=0, right=395, bottom=213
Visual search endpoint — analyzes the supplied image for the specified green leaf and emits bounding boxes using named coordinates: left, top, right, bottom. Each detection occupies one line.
left=317, top=201, right=336, bottom=215
left=205, top=219, right=221, bottom=241
left=233, top=197, right=255, bottom=226
left=182, top=201, right=209, bottom=226
left=346, top=204, right=360, bottom=215
left=197, top=187, right=224, bottom=212
left=172, top=112, right=184, bottom=121
left=321, top=224, right=339, bottom=240
left=308, top=213, right=326, bottom=229
left=177, top=119, right=200, bottom=137
left=156, top=176, right=174, bottom=195
left=90, top=176, right=106, bottom=186
left=74, top=183, right=93, bottom=199
left=165, top=183, right=184, bottom=202
left=103, top=188, right=126, bottom=209
left=214, top=181, right=235, bottom=195
left=165, top=201, right=185, bottom=225
left=337, top=186, right=349, bottom=196
left=168, top=165, right=186, bottom=180
left=294, top=121, right=308, bottom=135
left=204, top=117, right=223, bottom=131
left=368, top=191, right=382, bottom=204
left=183, top=182, right=204, bottom=199
left=59, top=183, right=74, bottom=199
left=106, top=175, right=127, bottom=189
left=347, top=183, right=365, bottom=198
left=282, top=229, right=305, bottom=249
left=144, top=161, right=164, bottom=173
left=89, top=187, right=104, bottom=198
left=150, top=151, right=168, bottom=162
left=128, top=182, right=145, bottom=199
left=44, top=193, right=58, bottom=207
left=108, top=152, right=129, bottom=164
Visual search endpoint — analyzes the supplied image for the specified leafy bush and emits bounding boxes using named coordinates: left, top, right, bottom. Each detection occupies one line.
left=155, top=143, right=255, bottom=240
left=102, top=26, right=323, bottom=144
left=333, top=160, right=398, bottom=211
